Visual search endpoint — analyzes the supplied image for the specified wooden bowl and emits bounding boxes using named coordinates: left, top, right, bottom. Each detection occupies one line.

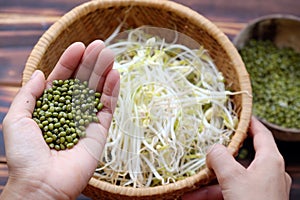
left=23, top=0, right=252, bottom=199
left=233, top=14, right=300, bottom=141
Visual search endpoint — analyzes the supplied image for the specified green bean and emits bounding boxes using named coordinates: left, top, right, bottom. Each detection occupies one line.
left=67, top=143, right=74, bottom=149
left=73, top=138, right=79, bottom=145
left=60, top=118, right=66, bottom=124
left=59, top=132, right=66, bottom=137
left=32, top=78, right=104, bottom=151
left=45, top=111, right=52, bottom=118
left=45, top=137, right=53, bottom=143
left=54, top=145, right=60, bottom=151
left=52, top=134, right=57, bottom=141
left=240, top=40, right=300, bottom=129
left=49, top=123, right=54, bottom=131
left=60, top=137, right=65, bottom=144
left=38, top=123, right=43, bottom=129
left=41, top=104, right=48, bottom=111
left=46, top=131, right=53, bottom=137
left=40, top=116, right=46, bottom=122
left=97, top=102, right=104, bottom=110
left=60, top=144, right=65, bottom=150
left=54, top=122, right=61, bottom=128
left=71, top=133, right=77, bottom=139
left=79, top=119, right=85, bottom=126
left=43, top=126, right=49, bottom=132
left=36, top=100, right=42, bottom=108
left=95, top=92, right=101, bottom=98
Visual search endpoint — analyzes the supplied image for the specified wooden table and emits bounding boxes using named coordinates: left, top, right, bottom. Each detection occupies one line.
left=0, top=0, right=299, bottom=199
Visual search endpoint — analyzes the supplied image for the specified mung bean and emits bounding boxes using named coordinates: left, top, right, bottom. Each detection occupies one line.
left=240, top=40, right=300, bottom=129
left=32, top=78, right=104, bottom=150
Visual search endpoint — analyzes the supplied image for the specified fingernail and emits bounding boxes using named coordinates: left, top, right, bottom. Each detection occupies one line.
left=206, top=143, right=217, bottom=154
left=46, top=81, right=53, bottom=89
left=30, top=70, right=39, bottom=79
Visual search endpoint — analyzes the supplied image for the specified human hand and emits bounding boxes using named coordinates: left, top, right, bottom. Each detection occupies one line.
left=1, top=40, right=120, bottom=200
left=182, top=117, right=292, bottom=200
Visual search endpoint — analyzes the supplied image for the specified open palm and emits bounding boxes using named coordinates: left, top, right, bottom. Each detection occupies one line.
left=2, top=40, right=119, bottom=199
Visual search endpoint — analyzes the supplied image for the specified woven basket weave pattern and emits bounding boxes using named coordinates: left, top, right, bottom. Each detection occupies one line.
left=23, top=0, right=252, bottom=199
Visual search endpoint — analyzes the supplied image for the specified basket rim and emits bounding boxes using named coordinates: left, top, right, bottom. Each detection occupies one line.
left=23, top=0, right=252, bottom=197
left=233, top=14, right=300, bottom=50
left=88, top=168, right=214, bottom=196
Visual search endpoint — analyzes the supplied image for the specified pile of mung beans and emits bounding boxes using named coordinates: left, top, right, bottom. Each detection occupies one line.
left=32, top=79, right=103, bottom=150
left=240, top=39, right=300, bottom=129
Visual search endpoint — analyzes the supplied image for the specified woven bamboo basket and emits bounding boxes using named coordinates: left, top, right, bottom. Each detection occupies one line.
left=22, top=0, right=252, bottom=199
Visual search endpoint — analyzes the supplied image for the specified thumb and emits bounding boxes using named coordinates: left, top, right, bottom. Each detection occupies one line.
left=7, top=70, right=45, bottom=120
left=206, top=144, right=245, bottom=184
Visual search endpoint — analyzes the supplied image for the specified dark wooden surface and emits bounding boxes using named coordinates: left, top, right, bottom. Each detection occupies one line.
left=0, top=0, right=299, bottom=199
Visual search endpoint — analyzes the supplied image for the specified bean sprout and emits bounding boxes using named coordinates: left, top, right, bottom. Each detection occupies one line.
left=94, top=27, right=240, bottom=187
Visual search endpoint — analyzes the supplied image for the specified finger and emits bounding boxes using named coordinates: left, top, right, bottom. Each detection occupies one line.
left=98, top=69, right=120, bottom=129
left=74, top=69, right=119, bottom=161
left=76, top=40, right=105, bottom=81
left=5, top=70, right=45, bottom=120
left=206, top=144, right=245, bottom=184
left=249, top=116, right=279, bottom=156
left=182, top=185, right=223, bottom=200
left=47, top=42, right=85, bottom=83
left=3, top=70, right=48, bottom=159
left=88, top=48, right=115, bottom=91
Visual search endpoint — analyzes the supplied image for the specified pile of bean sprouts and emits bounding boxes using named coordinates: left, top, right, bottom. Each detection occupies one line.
left=94, top=27, right=239, bottom=187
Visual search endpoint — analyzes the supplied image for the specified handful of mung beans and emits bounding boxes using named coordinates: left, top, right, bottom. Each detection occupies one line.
left=240, top=39, right=300, bottom=129
left=32, top=79, right=103, bottom=150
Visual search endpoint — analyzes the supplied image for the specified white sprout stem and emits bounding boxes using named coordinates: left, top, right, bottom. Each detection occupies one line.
left=95, top=27, right=240, bottom=187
